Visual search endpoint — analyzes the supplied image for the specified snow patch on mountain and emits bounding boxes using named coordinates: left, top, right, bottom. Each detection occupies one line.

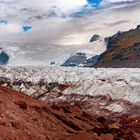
left=61, top=36, right=106, bottom=67
left=0, top=43, right=92, bottom=66
left=0, top=37, right=106, bottom=66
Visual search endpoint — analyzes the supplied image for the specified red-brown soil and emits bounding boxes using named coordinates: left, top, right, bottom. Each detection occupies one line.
left=0, top=86, right=140, bottom=140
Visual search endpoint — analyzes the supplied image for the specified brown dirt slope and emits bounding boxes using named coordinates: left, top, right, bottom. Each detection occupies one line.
left=0, top=86, right=140, bottom=140
left=94, top=25, right=140, bottom=67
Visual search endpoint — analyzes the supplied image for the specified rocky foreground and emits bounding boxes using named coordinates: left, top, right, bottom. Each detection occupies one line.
left=1, top=86, right=140, bottom=140
left=1, top=66, right=140, bottom=139
left=1, top=67, right=140, bottom=115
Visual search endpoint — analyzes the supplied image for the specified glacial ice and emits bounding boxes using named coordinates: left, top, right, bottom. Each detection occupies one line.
left=0, top=66, right=140, bottom=104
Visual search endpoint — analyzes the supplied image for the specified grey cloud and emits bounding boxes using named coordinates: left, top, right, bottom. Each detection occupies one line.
left=104, top=20, right=130, bottom=27
left=99, top=0, right=140, bottom=11
left=0, top=0, right=140, bottom=46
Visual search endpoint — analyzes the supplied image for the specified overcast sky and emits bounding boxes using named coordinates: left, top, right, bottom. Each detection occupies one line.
left=0, top=0, right=140, bottom=45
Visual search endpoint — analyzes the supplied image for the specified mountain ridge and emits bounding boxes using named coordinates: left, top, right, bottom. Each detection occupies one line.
left=94, top=25, right=140, bottom=67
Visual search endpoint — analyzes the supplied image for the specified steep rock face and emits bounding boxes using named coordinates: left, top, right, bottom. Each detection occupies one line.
left=90, top=34, right=100, bottom=42
left=94, top=25, right=140, bottom=67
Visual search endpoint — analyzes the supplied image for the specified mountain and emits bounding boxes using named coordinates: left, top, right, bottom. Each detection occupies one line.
left=94, top=25, right=140, bottom=67
left=90, top=34, right=100, bottom=42
left=61, top=52, right=99, bottom=67
left=61, top=35, right=105, bottom=67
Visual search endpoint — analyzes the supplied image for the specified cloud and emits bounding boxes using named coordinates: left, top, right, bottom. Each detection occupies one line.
left=101, top=0, right=134, bottom=4
left=16, top=0, right=87, bottom=14
left=0, top=0, right=140, bottom=45
left=0, top=23, right=22, bottom=34
left=104, top=20, right=130, bottom=27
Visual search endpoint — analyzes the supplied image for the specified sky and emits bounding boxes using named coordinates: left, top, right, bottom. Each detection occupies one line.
left=0, top=0, right=140, bottom=45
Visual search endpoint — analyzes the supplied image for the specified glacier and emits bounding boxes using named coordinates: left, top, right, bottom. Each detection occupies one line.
left=0, top=38, right=106, bottom=66
left=0, top=66, right=140, bottom=115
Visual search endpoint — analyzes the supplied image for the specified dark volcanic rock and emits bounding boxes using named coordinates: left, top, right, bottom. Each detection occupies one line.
left=90, top=34, right=100, bottom=42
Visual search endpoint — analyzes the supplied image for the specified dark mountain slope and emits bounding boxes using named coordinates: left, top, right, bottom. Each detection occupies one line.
left=61, top=52, right=99, bottom=67
left=94, top=25, right=140, bottom=67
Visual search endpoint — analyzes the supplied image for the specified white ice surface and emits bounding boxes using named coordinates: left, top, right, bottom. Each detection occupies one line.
left=0, top=66, right=140, bottom=104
